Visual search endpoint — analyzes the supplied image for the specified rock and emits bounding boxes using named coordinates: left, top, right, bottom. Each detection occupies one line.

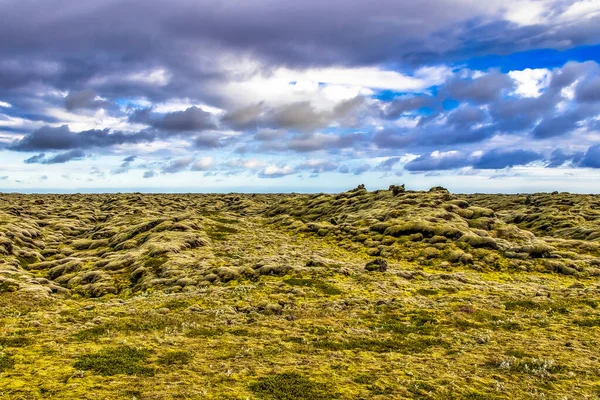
left=429, top=186, right=449, bottom=193
left=365, top=258, right=388, bottom=272
left=0, top=277, right=19, bottom=293
left=186, top=305, right=203, bottom=313
left=389, top=184, right=405, bottom=196
left=175, top=277, right=196, bottom=287
left=129, top=267, right=147, bottom=285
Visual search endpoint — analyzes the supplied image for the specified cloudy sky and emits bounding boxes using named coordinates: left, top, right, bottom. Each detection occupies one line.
left=1, top=0, right=600, bottom=193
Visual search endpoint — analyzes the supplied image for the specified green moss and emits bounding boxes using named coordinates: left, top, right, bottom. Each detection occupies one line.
left=0, top=353, right=14, bottom=373
left=3, top=191, right=600, bottom=398
left=207, top=224, right=238, bottom=241
left=144, top=255, right=168, bottom=272
left=249, top=373, right=336, bottom=400
left=0, top=336, right=33, bottom=347
left=486, top=357, right=565, bottom=376
left=157, top=350, right=193, bottom=366
left=575, top=317, right=600, bottom=327
left=185, top=327, right=224, bottom=338
left=284, top=278, right=342, bottom=295
left=71, top=326, right=110, bottom=341
left=16, top=255, right=38, bottom=268
left=159, top=299, right=190, bottom=310
left=74, top=345, right=155, bottom=376
left=314, top=336, right=448, bottom=354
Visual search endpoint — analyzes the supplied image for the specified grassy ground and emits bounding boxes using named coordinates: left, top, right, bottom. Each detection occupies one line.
left=1, top=188, right=599, bottom=399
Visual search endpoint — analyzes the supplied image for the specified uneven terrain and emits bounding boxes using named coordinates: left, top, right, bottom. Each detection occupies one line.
left=1, top=187, right=600, bottom=399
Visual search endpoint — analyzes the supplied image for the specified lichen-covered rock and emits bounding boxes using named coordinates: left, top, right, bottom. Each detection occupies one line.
left=365, top=258, right=388, bottom=272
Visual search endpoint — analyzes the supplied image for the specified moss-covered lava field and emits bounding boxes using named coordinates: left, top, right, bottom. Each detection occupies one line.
left=1, top=186, right=600, bottom=399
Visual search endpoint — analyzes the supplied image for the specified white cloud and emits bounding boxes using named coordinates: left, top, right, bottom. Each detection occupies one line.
left=0, top=101, right=12, bottom=108
left=509, top=68, right=551, bottom=97
left=90, top=68, right=171, bottom=87
left=261, top=165, right=296, bottom=176
left=503, top=0, right=550, bottom=26
left=559, top=0, right=600, bottom=22
left=214, top=57, right=452, bottom=112
left=43, top=107, right=145, bottom=132
left=152, top=98, right=224, bottom=114
left=280, top=65, right=451, bottom=91
left=191, top=157, right=214, bottom=171
left=242, top=159, right=268, bottom=169
left=226, top=158, right=269, bottom=170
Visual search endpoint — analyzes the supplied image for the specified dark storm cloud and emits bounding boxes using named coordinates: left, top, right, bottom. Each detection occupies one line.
left=271, top=102, right=331, bottom=132
left=65, top=89, right=111, bottom=111
left=24, top=153, right=46, bottom=164
left=488, top=94, right=557, bottom=134
left=24, top=149, right=86, bottom=164
left=377, top=157, right=402, bottom=171
left=9, top=125, right=157, bottom=152
left=549, top=61, right=599, bottom=90
left=223, top=98, right=366, bottom=132
left=443, top=72, right=515, bottom=103
left=297, top=160, right=339, bottom=174
left=404, top=152, right=471, bottom=171
left=254, top=129, right=286, bottom=142
left=446, top=107, right=488, bottom=127
left=352, top=164, right=371, bottom=175
left=1, top=0, right=600, bottom=182
left=0, top=0, right=598, bottom=123
left=160, top=157, right=194, bottom=174
left=370, top=61, right=599, bottom=152
left=546, top=149, right=584, bottom=168
left=533, top=116, right=578, bottom=139
left=579, top=145, right=600, bottom=168
left=7, top=1, right=600, bottom=73
left=192, top=132, right=232, bottom=149
left=575, top=76, right=600, bottom=103
left=473, top=149, right=544, bottom=169
left=286, top=132, right=368, bottom=153
left=382, top=96, right=434, bottom=119
left=131, top=107, right=217, bottom=132
left=373, top=123, right=494, bottom=150
left=111, top=155, right=138, bottom=175
left=532, top=113, right=581, bottom=139
left=405, top=147, right=548, bottom=172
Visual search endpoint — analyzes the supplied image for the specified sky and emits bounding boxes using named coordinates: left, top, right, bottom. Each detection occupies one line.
left=1, top=0, right=600, bottom=193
